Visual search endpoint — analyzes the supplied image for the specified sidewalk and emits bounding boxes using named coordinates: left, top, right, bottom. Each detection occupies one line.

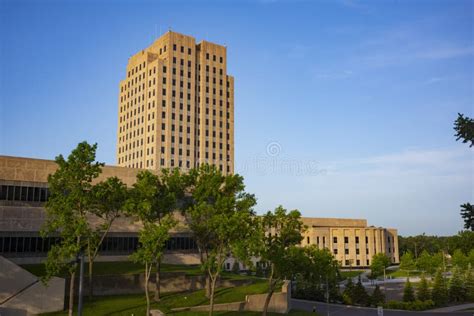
left=427, top=303, right=474, bottom=313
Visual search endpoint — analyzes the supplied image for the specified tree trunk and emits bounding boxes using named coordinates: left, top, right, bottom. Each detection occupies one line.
left=263, top=265, right=276, bottom=316
left=145, top=262, right=151, bottom=316
left=205, top=274, right=212, bottom=298
left=88, top=258, right=93, bottom=300
left=68, top=270, right=76, bottom=316
left=154, top=260, right=161, bottom=301
left=208, top=274, right=218, bottom=316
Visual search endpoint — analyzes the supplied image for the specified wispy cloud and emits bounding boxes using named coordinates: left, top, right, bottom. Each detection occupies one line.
left=324, top=147, right=473, bottom=178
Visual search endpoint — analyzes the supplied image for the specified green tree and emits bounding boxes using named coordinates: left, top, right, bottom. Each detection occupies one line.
left=370, top=253, right=390, bottom=278
left=465, top=267, right=474, bottom=301
left=469, top=249, right=474, bottom=267
left=403, top=279, right=415, bottom=302
left=41, top=142, right=103, bottom=316
left=130, top=218, right=175, bottom=316
left=343, top=277, right=355, bottom=305
left=417, top=274, right=431, bottom=301
left=352, top=277, right=370, bottom=306
left=416, top=250, right=437, bottom=275
left=449, top=266, right=467, bottom=302
left=86, top=176, right=128, bottom=298
left=255, top=206, right=306, bottom=316
left=454, top=113, right=474, bottom=147
left=186, top=164, right=256, bottom=316
left=451, top=249, right=468, bottom=270
left=295, top=246, right=341, bottom=302
left=453, top=113, right=474, bottom=230
left=370, top=284, right=385, bottom=306
left=460, top=203, right=474, bottom=231
left=127, top=169, right=185, bottom=301
left=399, top=251, right=416, bottom=276
left=431, top=269, right=448, bottom=306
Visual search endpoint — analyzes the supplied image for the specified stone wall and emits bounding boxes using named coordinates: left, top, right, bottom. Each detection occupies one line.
left=169, top=281, right=291, bottom=314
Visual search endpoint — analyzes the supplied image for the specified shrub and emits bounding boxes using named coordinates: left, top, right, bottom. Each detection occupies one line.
left=403, top=279, right=415, bottom=302
left=449, top=266, right=467, bottom=302
left=417, top=274, right=430, bottom=301
left=370, top=284, right=385, bottom=306
left=431, top=269, right=448, bottom=306
left=385, top=300, right=435, bottom=311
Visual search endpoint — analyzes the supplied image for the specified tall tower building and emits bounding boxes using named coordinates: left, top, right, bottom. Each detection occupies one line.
left=116, top=31, right=234, bottom=174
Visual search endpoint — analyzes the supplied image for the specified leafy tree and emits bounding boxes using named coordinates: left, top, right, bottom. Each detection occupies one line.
left=454, top=113, right=474, bottom=147
left=86, top=176, right=128, bottom=298
left=352, top=277, right=370, bottom=306
left=453, top=113, right=473, bottom=230
left=370, top=284, right=385, bottom=306
left=460, top=203, right=474, bottom=231
left=127, top=169, right=185, bottom=301
left=399, top=232, right=474, bottom=257
left=449, top=266, right=467, bottom=302
left=295, top=246, right=341, bottom=302
left=130, top=218, right=175, bottom=316
left=399, top=251, right=416, bottom=276
left=469, top=250, right=474, bottom=267
left=186, top=164, right=256, bottom=316
left=41, top=142, right=103, bottom=316
left=451, top=249, right=468, bottom=270
left=416, top=250, right=439, bottom=275
left=343, top=277, right=355, bottom=305
left=417, top=274, right=431, bottom=301
left=431, top=269, right=448, bottom=306
left=370, top=253, right=390, bottom=278
left=254, top=206, right=306, bottom=316
left=465, top=267, right=474, bottom=301
left=403, top=279, right=415, bottom=302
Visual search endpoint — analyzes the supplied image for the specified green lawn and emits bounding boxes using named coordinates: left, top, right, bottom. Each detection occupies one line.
left=385, top=269, right=422, bottom=278
left=21, top=261, right=260, bottom=281
left=22, top=261, right=203, bottom=277
left=41, top=280, right=284, bottom=316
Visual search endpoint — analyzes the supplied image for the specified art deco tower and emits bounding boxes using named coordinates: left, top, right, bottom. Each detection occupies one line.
left=116, top=31, right=234, bottom=174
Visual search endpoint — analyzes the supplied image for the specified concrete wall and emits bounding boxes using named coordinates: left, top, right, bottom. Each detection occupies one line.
left=0, top=256, right=64, bottom=315
left=170, top=281, right=291, bottom=314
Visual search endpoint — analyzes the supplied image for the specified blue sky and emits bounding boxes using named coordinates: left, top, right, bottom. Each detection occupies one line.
left=0, top=0, right=473, bottom=236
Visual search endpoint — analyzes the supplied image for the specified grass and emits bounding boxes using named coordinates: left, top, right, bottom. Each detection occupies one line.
left=340, top=270, right=363, bottom=279
left=22, top=261, right=202, bottom=277
left=41, top=280, right=282, bottom=315
left=385, top=269, right=422, bottom=278
left=21, top=261, right=260, bottom=281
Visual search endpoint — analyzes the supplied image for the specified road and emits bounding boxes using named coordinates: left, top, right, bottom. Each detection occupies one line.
left=291, top=299, right=473, bottom=316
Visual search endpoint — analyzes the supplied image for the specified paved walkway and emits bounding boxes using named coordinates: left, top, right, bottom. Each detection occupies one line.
left=427, top=303, right=474, bottom=313
left=291, top=299, right=471, bottom=315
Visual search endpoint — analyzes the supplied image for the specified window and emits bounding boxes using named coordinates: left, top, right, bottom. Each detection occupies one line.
left=333, top=249, right=338, bottom=255
left=307, top=236, right=310, bottom=244
left=344, top=237, right=349, bottom=243
left=355, top=236, right=359, bottom=243
left=345, top=249, right=349, bottom=255
left=333, top=237, right=337, bottom=243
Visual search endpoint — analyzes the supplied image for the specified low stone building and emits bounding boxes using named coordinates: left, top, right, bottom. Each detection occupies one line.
left=0, top=155, right=399, bottom=267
